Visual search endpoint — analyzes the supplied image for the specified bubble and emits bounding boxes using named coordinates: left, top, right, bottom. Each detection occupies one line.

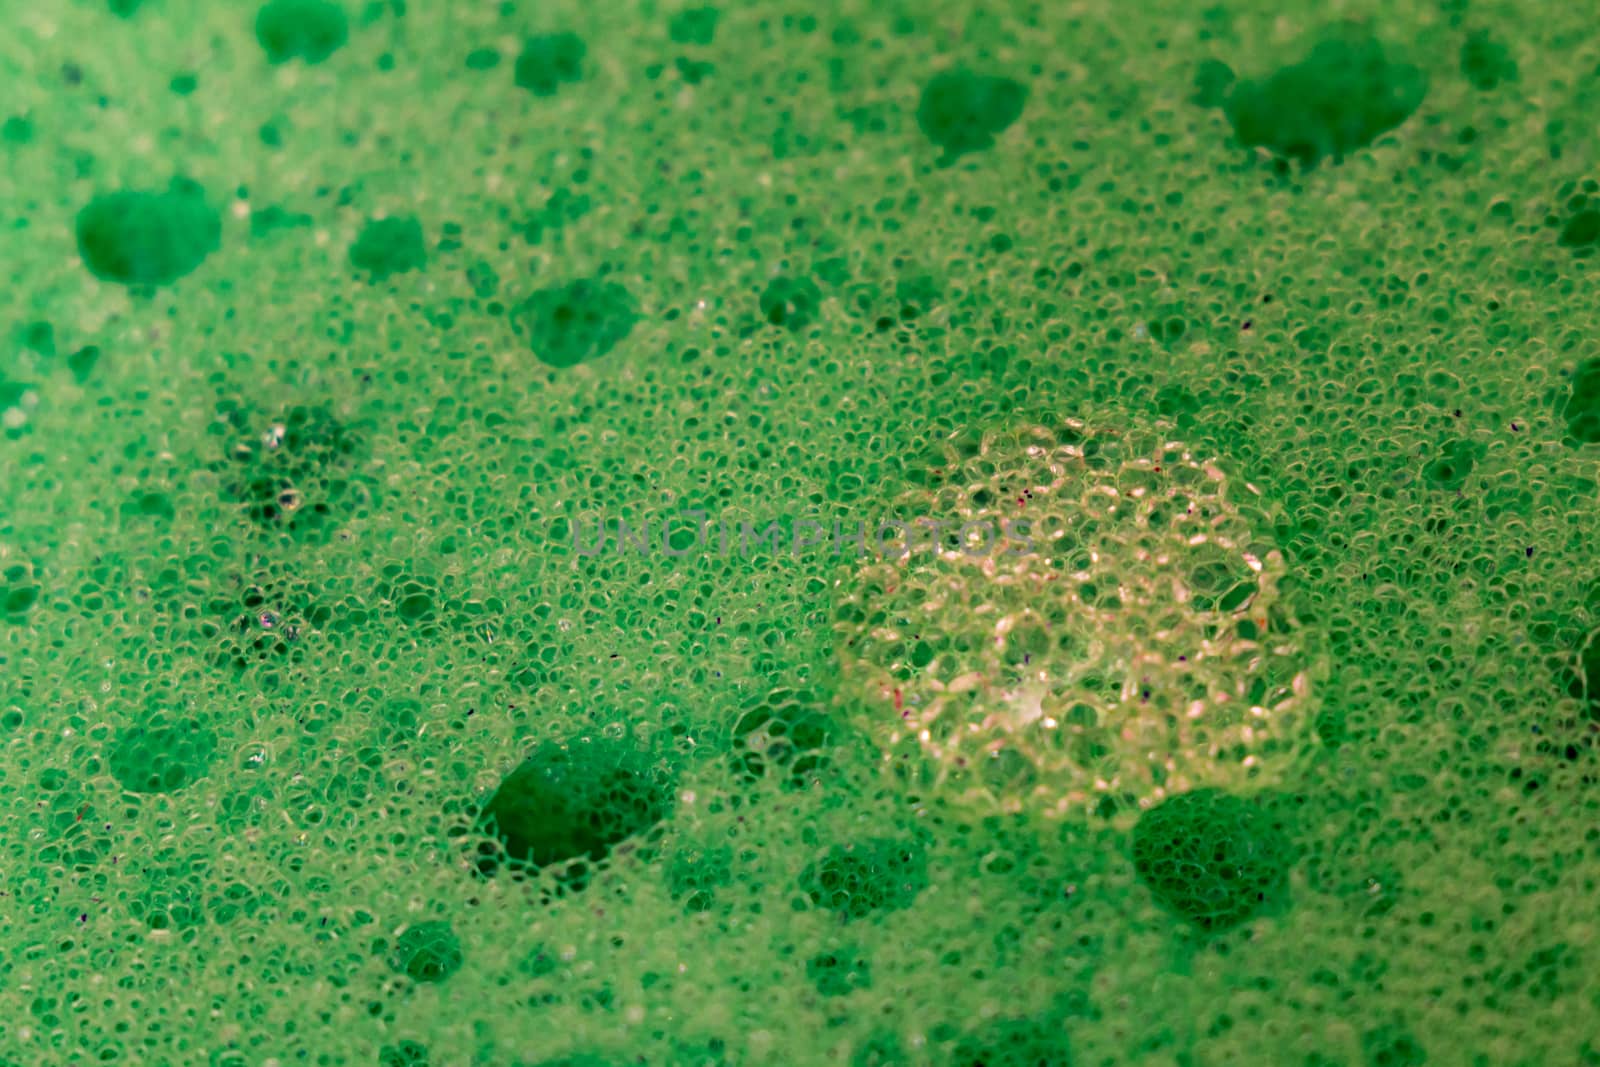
left=35, top=771, right=109, bottom=869
left=664, top=838, right=733, bottom=913
left=1131, top=788, right=1292, bottom=931
left=202, top=573, right=332, bottom=669
left=1422, top=439, right=1479, bottom=490
left=129, top=862, right=208, bottom=933
left=731, top=687, right=833, bottom=788
left=75, top=179, right=221, bottom=287
left=1561, top=629, right=1600, bottom=726
left=207, top=882, right=264, bottom=925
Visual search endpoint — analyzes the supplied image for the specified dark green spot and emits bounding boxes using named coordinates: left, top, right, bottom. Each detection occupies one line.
left=1, top=562, right=41, bottom=621
left=1362, top=1024, right=1427, bottom=1067
left=806, top=946, right=871, bottom=997
left=1564, top=359, right=1600, bottom=443
left=516, top=278, right=638, bottom=369
left=67, top=345, right=100, bottom=383
left=379, top=1040, right=430, bottom=1067
left=251, top=204, right=313, bottom=238
left=916, top=69, right=1028, bottom=162
left=1559, top=209, right=1600, bottom=251
left=473, top=737, right=673, bottom=886
left=108, top=719, right=217, bottom=794
left=949, top=1017, right=1072, bottom=1067
left=122, top=490, right=176, bottom=521
left=256, top=0, right=350, bottom=65
left=75, top=179, right=221, bottom=287
left=799, top=838, right=927, bottom=921
left=1460, top=28, right=1516, bottom=91
left=514, top=33, right=586, bottom=96
left=213, top=400, right=368, bottom=539
left=203, top=572, right=334, bottom=669
left=1, top=116, right=33, bottom=144
left=674, top=56, right=714, bottom=84
left=1132, top=789, right=1292, bottom=931
left=350, top=216, right=427, bottom=280
left=1224, top=25, right=1426, bottom=167
left=668, top=6, right=719, bottom=45
left=852, top=1033, right=907, bottom=1067
left=519, top=188, right=591, bottom=244
left=170, top=73, right=198, bottom=95
left=666, top=843, right=733, bottom=912
left=1193, top=58, right=1235, bottom=108
left=390, top=921, right=463, bottom=984
left=465, top=47, right=500, bottom=70
left=759, top=274, right=823, bottom=332
left=19, top=321, right=54, bottom=356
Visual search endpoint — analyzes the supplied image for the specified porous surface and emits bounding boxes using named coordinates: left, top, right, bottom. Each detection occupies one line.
left=1, top=2, right=1598, bottom=1066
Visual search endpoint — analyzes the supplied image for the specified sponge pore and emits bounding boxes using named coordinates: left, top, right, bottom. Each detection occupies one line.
left=74, top=179, right=220, bottom=287
left=916, top=69, right=1028, bottom=163
left=390, top=920, right=465, bottom=984
left=516, top=278, right=639, bottom=368
left=1223, top=24, right=1426, bottom=167
left=472, top=737, right=673, bottom=886
left=514, top=33, right=588, bottom=96
left=949, top=1016, right=1073, bottom=1067
left=255, top=0, right=350, bottom=65
left=107, top=718, right=218, bottom=795
left=799, top=837, right=928, bottom=921
left=1131, top=788, right=1292, bottom=931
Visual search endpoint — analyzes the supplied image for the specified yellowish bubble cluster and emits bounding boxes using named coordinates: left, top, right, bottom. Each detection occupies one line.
left=831, top=419, right=1317, bottom=817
